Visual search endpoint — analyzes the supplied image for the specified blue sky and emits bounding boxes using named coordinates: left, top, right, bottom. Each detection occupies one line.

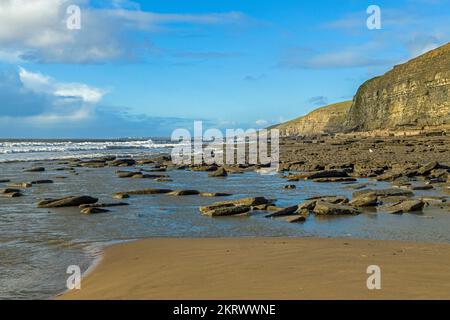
left=0, top=0, right=449, bottom=138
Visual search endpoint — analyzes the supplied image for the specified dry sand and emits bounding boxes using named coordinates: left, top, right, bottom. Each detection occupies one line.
left=59, top=237, right=450, bottom=300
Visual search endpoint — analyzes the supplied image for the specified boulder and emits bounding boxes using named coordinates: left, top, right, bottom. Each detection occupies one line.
left=313, top=177, right=357, bottom=183
left=265, top=205, right=299, bottom=218
left=2, top=192, right=22, bottom=198
left=118, top=188, right=173, bottom=196
left=353, top=188, right=414, bottom=199
left=297, top=200, right=317, bottom=211
left=108, top=159, right=136, bottom=167
left=410, top=184, right=434, bottom=190
left=313, top=201, right=360, bottom=215
left=117, top=171, right=141, bottom=178
left=31, top=180, right=54, bottom=184
left=200, top=197, right=272, bottom=214
left=24, top=166, right=45, bottom=172
left=81, top=207, right=110, bottom=214
left=1, top=188, right=21, bottom=194
left=283, top=185, right=297, bottom=189
left=349, top=194, right=379, bottom=207
left=199, top=192, right=232, bottom=197
left=307, top=170, right=349, bottom=180
left=202, top=205, right=251, bottom=217
left=113, top=193, right=130, bottom=199
left=8, top=182, right=32, bottom=188
left=191, top=165, right=218, bottom=172
left=306, top=195, right=349, bottom=204
left=278, top=215, right=306, bottom=223
left=418, top=161, right=440, bottom=175
left=79, top=161, right=106, bottom=168
left=168, top=190, right=200, bottom=196
left=208, top=167, right=228, bottom=177
left=385, top=200, right=425, bottom=214
left=38, top=196, right=98, bottom=208
left=131, top=173, right=168, bottom=179
left=79, top=202, right=128, bottom=209
left=0, top=179, right=11, bottom=183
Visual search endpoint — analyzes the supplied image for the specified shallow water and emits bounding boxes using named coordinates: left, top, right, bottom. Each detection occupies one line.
left=1, top=154, right=450, bottom=299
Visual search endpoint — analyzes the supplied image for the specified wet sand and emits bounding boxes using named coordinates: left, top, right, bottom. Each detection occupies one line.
left=59, top=237, right=450, bottom=300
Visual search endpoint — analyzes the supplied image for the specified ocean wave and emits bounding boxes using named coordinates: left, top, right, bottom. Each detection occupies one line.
left=0, top=140, right=178, bottom=154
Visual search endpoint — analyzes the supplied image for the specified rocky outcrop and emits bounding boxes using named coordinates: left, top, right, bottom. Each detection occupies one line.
left=272, top=101, right=352, bottom=136
left=345, top=43, right=450, bottom=131
left=272, top=43, right=450, bottom=136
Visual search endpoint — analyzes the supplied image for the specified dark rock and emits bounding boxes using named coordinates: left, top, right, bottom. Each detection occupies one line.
left=38, top=196, right=98, bottom=208
left=202, top=205, right=251, bottom=217
left=313, top=177, right=357, bottom=183
left=418, top=161, right=440, bottom=175
left=313, top=201, right=360, bottom=215
left=353, top=188, right=414, bottom=199
left=8, top=182, right=32, bottom=188
left=191, top=165, right=218, bottom=172
left=108, top=159, right=136, bottom=167
left=349, top=194, right=379, bottom=207
left=31, top=180, right=54, bottom=184
left=117, top=171, right=141, bottom=178
left=1, top=188, right=21, bottom=194
left=155, top=178, right=173, bottom=182
left=265, top=205, right=299, bottom=218
left=208, top=167, right=228, bottom=177
left=79, top=160, right=106, bottom=168
left=200, top=197, right=272, bottom=214
left=307, top=170, right=349, bottom=179
left=24, top=166, right=45, bottom=172
left=278, top=215, right=306, bottom=223
left=113, top=193, right=130, bottom=199
left=283, top=185, right=297, bottom=189
left=385, top=200, right=425, bottom=214
left=410, top=184, right=434, bottom=190
left=199, top=192, right=232, bottom=197
left=2, top=192, right=23, bottom=198
left=306, top=195, right=349, bottom=204
left=81, top=207, right=110, bottom=214
left=298, top=200, right=317, bottom=211
left=168, top=190, right=200, bottom=196
left=79, top=202, right=129, bottom=209
left=117, top=188, right=173, bottom=196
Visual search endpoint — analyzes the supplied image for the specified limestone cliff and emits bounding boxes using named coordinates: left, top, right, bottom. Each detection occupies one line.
left=345, top=43, right=450, bottom=131
left=272, top=101, right=352, bottom=136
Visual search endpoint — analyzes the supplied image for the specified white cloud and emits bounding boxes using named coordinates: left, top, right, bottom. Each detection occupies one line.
left=0, top=0, right=247, bottom=64
left=279, top=43, right=395, bottom=69
left=19, top=67, right=106, bottom=104
left=255, top=119, right=269, bottom=126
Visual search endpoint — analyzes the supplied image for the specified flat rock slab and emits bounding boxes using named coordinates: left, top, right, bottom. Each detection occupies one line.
left=23, top=167, right=45, bottom=172
left=313, top=201, right=360, bottom=215
left=265, top=206, right=299, bottom=218
left=38, top=196, right=98, bottom=208
left=385, top=200, right=425, bottom=214
left=168, top=190, right=200, bottom=196
left=118, top=189, right=173, bottom=196
left=353, top=188, right=414, bottom=199
left=81, top=207, right=110, bottom=214
left=202, top=205, right=251, bottom=217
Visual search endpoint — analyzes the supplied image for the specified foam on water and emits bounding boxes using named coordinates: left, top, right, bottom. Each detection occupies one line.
left=0, top=139, right=177, bottom=162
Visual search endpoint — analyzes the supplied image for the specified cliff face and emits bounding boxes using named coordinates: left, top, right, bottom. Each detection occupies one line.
left=273, top=101, right=352, bottom=136
left=345, top=43, right=450, bottom=131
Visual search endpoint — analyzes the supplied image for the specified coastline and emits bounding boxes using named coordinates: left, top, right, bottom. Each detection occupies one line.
left=59, top=237, right=450, bottom=300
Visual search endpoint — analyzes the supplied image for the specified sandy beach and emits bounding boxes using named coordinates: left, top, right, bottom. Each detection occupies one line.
left=59, top=237, right=450, bottom=300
